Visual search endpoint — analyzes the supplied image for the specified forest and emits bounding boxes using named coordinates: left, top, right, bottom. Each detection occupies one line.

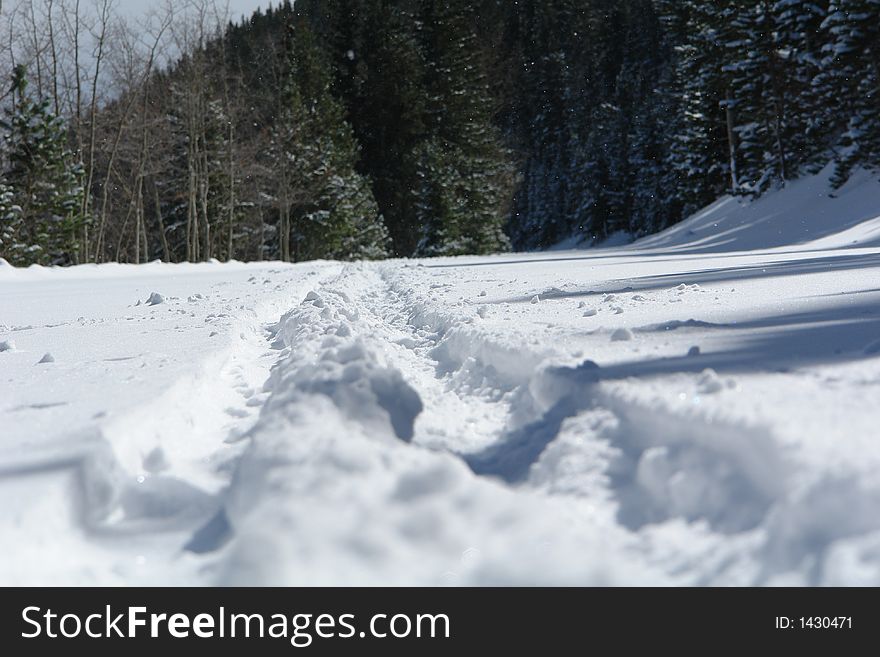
left=0, top=0, right=878, bottom=265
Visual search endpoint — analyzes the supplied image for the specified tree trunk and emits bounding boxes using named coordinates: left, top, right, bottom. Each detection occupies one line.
left=725, top=91, right=739, bottom=193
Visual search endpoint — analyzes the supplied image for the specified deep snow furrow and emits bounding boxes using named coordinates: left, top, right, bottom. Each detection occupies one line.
left=213, top=263, right=661, bottom=585
left=375, top=261, right=880, bottom=585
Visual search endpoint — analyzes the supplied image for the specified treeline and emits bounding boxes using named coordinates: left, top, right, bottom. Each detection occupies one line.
left=0, top=0, right=878, bottom=265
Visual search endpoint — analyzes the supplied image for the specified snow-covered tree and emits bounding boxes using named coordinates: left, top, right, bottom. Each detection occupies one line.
left=0, top=66, right=88, bottom=265
left=267, top=18, right=389, bottom=262
left=413, top=0, right=513, bottom=256
left=818, top=0, right=880, bottom=186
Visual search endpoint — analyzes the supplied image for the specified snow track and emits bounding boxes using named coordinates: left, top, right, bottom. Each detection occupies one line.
left=201, top=259, right=880, bottom=585
left=213, top=264, right=656, bottom=585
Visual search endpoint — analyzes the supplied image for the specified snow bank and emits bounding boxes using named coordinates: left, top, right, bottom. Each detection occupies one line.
left=637, top=165, right=880, bottom=252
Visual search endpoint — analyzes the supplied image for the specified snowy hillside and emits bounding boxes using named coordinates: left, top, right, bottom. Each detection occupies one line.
left=637, top=164, right=880, bottom=252
left=2, top=171, right=880, bottom=586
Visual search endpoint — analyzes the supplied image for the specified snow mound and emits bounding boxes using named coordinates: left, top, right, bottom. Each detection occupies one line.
left=611, top=328, right=634, bottom=342
left=637, top=165, right=880, bottom=253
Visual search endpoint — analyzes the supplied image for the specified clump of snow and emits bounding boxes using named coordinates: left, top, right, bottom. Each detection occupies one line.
left=146, top=292, right=165, bottom=306
left=304, top=291, right=325, bottom=308
left=611, top=328, right=633, bottom=342
left=530, top=295, right=540, bottom=304
left=697, top=368, right=724, bottom=394
left=37, top=352, right=55, bottom=364
left=583, top=309, right=598, bottom=317
left=0, top=339, right=15, bottom=352
left=688, top=346, right=701, bottom=357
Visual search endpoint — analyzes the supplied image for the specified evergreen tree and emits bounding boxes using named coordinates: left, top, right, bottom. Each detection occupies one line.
left=0, top=181, right=22, bottom=261
left=657, top=0, right=736, bottom=213
left=328, top=0, right=427, bottom=256
left=268, top=18, right=389, bottom=262
left=0, top=66, right=88, bottom=265
left=773, top=0, right=829, bottom=171
left=819, top=0, right=880, bottom=186
left=412, top=0, right=513, bottom=256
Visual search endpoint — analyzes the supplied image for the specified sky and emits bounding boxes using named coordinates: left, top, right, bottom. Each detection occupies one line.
left=115, top=0, right=274, bottom=23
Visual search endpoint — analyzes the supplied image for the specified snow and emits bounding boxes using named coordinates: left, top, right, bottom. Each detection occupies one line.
left=2, top=168, right=880, bottom=585
left=637, top=163, right=880, bottom=253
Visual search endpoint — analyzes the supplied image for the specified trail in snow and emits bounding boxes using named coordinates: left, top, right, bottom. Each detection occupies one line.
left=3, top=169, right=880, bottom=585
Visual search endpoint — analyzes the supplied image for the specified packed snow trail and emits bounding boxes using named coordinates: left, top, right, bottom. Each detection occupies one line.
left=3, top=170, right=880, bottom=585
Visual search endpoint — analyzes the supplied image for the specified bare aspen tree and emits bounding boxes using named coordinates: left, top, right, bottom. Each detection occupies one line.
left=92, top=4, right=169, bottom=262
left=80, top=0, right=111, bottom=260
left=46, top=0, right=60, bottom=115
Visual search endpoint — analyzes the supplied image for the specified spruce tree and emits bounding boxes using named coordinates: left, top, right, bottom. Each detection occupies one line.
left=329, top=1, right=427, bottom=256
left=819, top=0, right=880, bottom=186
left=0, top=66, right=87, bottom=265
left=268, top=18, right=389, bottom=262
left=412, top=0, right=513, bottom=256
left=657, top=0, right=736, bottom=213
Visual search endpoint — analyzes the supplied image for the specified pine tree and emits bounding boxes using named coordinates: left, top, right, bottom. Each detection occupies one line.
left=0, top=66, right=88, bottom=265
left=268, top=18, right=389, bottom=262
left=413, top=0, right=513, bottom=256
left=0, top=181, right=23, bottom=261
left=819, top=0, right=880, bottom=186
left=657, top=0, right=736, bottom=214
left=325, top=0, right=427, bottom=256
left=773, top=0, right=829, bottom=171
